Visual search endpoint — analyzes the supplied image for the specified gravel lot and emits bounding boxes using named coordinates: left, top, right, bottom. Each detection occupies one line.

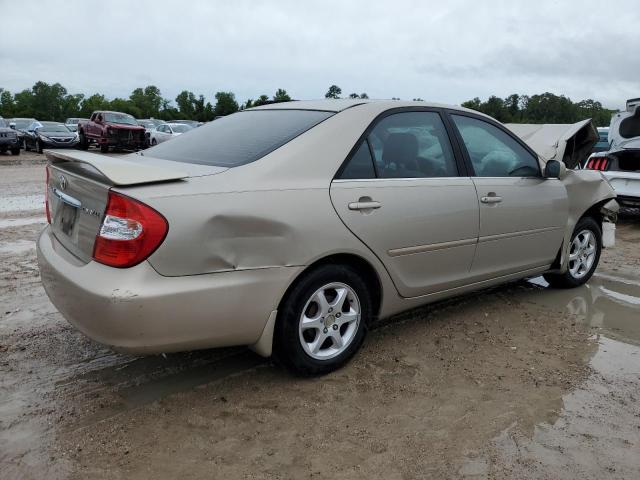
left=1, top=151, right=639, bottom=479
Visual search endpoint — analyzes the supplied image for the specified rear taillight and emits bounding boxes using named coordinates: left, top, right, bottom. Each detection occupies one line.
left=92, top=191, right=168, bottom=268
left=586, top=156, right=610, bottom=171
left=45, top=165, right=51, bottom=224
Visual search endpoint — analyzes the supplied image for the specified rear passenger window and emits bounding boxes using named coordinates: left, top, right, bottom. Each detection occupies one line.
left=339, top=142, right=376, bottom=179
left=451, top=115, right=541, bottom=177
left=369, top=112, right=458, bottom=178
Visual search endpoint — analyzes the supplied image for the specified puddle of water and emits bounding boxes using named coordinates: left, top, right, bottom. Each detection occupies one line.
left=0, top=216, right=46, bottom=229
left=0, top=194, right=44, bottom=213
left=525, top=273, right=640, bottom=345
left=472, top=273, right=640, bottom=477
left=0, top=240, right=35, bottom=255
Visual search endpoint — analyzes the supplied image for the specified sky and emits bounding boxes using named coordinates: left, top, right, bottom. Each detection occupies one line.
left=1, top=0, right=639, bottom=109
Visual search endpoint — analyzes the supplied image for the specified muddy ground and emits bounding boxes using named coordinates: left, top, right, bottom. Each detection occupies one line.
left=1, top=151, right=639, bottom=479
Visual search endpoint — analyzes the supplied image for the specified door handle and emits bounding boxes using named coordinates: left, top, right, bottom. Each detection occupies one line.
left=348, top=200, right=381, bottom=211
left=480, top=194, right=502, bottom=204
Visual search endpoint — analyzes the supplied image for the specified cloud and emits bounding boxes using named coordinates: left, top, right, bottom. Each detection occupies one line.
left=0, top=0, right=638, bottom=109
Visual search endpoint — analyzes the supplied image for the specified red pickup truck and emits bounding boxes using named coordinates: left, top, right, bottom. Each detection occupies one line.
left=78, top=111, right=146, bottom=153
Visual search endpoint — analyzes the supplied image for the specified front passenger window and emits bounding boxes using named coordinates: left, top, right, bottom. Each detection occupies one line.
left=451, top=115, right=541, bottom=177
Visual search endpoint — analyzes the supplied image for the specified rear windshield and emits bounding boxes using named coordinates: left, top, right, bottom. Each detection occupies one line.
left=620, top=115, right=640, bottom=139
left=145, top=109, right=333, bottom=167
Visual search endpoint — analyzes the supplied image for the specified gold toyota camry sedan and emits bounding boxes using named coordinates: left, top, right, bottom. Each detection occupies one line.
left=37, top=100, right=618, bottom=374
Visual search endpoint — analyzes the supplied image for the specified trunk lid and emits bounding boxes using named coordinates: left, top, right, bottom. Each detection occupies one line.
left=609, top=101, right=640, bottom=150
left=45, top=150, right=224, bottom=263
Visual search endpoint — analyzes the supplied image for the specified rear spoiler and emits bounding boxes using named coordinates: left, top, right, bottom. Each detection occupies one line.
left=45, top=150, right=187, bottom=186
left=505, top=119, right=598, bottom=169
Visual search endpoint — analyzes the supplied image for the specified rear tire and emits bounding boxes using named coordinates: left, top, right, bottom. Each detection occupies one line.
left=274, top=264, right=371, bottom=375
left=544, top=217, right=602, bottom=289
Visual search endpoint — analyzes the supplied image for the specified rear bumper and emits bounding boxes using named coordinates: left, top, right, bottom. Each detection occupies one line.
left=37, top=227, right=300, bottom=354
left=602, top=171, right=640, bottom=202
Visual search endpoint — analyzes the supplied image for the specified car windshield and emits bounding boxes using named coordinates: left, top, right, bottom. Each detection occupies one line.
left=39, top=123, right=71, bottom=133
left=104, top=113, right=137, bottom=125
left=138, top=121, right=155, bottom=128
left=170, top=124, right=191, bottom=133
left=13, top=119, right=35, bottom=129
left=145, top=110, right=333, bottom=167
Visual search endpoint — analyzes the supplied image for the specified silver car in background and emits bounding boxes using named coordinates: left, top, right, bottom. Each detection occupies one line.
left=37, top=100, right=617, bottom=375
left=149, top=122, right=192, bottom=145
left=65, top=117, right=89, bottom=133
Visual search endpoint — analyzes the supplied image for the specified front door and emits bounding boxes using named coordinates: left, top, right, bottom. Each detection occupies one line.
left=330, top=110, right=480, bottom=298
left=448, top=113, right=568, bottom=281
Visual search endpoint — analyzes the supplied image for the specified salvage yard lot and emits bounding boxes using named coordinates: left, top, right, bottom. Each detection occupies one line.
left=1, top=152, right=639, bottom=479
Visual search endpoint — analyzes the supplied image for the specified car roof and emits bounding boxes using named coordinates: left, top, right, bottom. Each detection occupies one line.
left=248, top=99, right=477, bottom=114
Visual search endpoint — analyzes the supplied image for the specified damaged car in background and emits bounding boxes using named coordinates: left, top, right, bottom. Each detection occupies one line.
left=77, top=111, right=146, bottom=152
left=583, top=98, right=640, bottom=208
left=37, top=100, right=618, bottom=375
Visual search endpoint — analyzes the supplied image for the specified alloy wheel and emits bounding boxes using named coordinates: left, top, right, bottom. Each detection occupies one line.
left=568, top=229, right=597, bottom=279
left=298, top=282, right=360, bottom=360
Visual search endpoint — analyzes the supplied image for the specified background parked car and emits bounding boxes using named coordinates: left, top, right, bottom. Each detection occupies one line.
left=584, top=98, right=640, bottom=208
left=78, top=111, right=146, bottom=152
left=0, top=117, right=21, bottom=155
left=592, top=127, right=610, bottom=153
left=23, top=121, right=79, bottom=153
left=64, top=118, right=89, bottom=132
left=137, top=119, right=165, bottom=147
left=149, top=122, right=192, bottom=145
left=8, top=117, right=37, bottom=148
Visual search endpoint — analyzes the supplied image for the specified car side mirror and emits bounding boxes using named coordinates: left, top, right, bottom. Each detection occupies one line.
left=9, top=123, right=15, bottom=129
left=544, top=160, right=565, bottom=179
left=97, top=115, right=103, bottom=123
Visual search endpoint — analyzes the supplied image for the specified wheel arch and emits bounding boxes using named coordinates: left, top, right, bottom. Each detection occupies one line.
left=249, top=252, right=384, bottom=358
left=278, top=253, right=383, bottom=320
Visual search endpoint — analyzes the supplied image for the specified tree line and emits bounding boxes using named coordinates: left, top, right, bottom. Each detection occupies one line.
left=461, top=93, right=616, bottom=127
left=0, top=81, right=616, bottom=126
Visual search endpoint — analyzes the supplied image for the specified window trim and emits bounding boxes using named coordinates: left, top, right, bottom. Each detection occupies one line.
left=443, top=109, right=543, bottom=178
left=334, top=107, right=467, bottom=181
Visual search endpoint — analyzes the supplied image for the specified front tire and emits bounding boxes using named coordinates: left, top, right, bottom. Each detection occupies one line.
left=78, top=132, right=89, bottom=150
left=274, top=264, right=371, bottom=375
left=544, top=217, right=602, bottom=289
left=151, top=138, right=157, bottom=146
left=10, top=147, right=20, bottom=155
left=24, top=139, right=31, bottom=152
left=100, top=144, right=109, bottom=153
left=36, top=140, right=43, bottom=153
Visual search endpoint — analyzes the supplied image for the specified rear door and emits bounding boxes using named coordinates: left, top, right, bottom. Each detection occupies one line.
left=330, top=109, right=480, bottom=298
left=447, top=112, right=568, bottom=281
